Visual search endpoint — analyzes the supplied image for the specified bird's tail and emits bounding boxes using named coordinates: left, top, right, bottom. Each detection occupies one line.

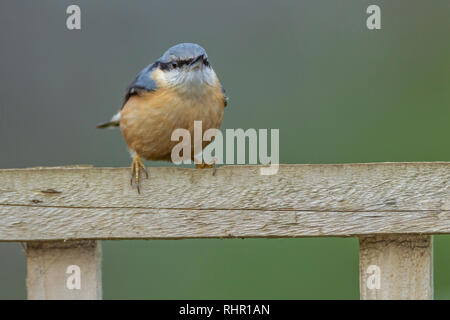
left=96, top=112, right=120, bottom=129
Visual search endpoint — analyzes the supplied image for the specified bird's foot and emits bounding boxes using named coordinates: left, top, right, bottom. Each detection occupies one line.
left=130, top=154, right=148, bottom=193
left=195, top=159, right=217, bottom=176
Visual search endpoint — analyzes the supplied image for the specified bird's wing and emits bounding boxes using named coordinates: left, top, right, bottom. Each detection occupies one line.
left=96, top=63, right=159, bottom=129
left=122, top=62, right=159, bottom=108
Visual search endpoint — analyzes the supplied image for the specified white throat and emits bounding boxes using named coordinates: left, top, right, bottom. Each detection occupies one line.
left=164, top=67, right=216, bottom=96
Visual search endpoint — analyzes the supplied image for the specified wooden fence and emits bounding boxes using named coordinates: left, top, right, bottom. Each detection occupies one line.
left=0, top=162, right=448, bottom=299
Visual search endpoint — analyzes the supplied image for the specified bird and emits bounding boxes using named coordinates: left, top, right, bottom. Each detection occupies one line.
left=97, top=43, right=228, bottom=193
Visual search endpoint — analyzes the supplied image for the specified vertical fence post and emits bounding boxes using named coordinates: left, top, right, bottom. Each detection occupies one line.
left=26, top=240, right=102, bottom=300
left=359, top=235, right=433, bottom=300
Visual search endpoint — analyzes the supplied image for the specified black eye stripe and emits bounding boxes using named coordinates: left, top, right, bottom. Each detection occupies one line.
left=178, top=59, right=192, bottom=67
left=158, top=62, right=170, bottom=71
left=158, top=57, right=210, bottom=70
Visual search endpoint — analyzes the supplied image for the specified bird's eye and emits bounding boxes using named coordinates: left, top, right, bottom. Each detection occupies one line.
left=171, top=62, right=178, bottom=68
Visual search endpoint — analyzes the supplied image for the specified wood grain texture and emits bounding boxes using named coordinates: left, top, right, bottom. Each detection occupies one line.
left=359, top=235, right=432, bottom=300
left=26, top=240, right=102, bottom=300
left=0, top=163, right=448, bottom=240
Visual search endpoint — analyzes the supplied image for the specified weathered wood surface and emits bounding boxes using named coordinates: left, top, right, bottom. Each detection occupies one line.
left=26, top=240, right=102, bottom=300
left=0, top=163, right=448, bottom=240
left=359, top=235, right=433, bottom=300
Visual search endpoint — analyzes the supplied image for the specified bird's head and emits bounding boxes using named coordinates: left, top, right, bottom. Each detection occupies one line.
left=154, top=43, right=217, bottom=94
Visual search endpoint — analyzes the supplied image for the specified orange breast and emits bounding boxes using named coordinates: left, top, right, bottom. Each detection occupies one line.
left=120, top=84, right=225, bottom=161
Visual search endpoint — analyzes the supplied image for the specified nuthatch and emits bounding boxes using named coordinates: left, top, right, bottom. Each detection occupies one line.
left=97, top=43, right=227, bottom=192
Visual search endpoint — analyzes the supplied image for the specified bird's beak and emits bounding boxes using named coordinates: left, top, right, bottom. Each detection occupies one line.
left=190, top=55, right=204, bottom=68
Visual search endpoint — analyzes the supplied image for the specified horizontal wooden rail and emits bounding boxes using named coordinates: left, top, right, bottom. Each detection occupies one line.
left=1, top=162, right=448, bottom=300
left=0, top=163, right=448, bottom=240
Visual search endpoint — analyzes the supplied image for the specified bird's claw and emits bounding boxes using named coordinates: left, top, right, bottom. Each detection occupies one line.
left=130, top=155, right=148, bottom=193
left=195, top=158, right=217, bottom=176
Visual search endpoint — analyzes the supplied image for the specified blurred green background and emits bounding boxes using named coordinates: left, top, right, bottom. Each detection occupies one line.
left=0, top=0, right=449, bottom=299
